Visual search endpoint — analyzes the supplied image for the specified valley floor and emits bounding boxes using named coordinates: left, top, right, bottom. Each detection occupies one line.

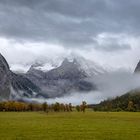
left=0, top=111, right=140, bottom=140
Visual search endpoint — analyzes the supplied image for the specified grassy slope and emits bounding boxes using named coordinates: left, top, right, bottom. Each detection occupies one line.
left=0, top=112, right=140, bottom=140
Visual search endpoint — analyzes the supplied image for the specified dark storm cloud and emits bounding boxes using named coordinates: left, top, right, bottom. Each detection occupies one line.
left=0, top=0, right=140, bottom=50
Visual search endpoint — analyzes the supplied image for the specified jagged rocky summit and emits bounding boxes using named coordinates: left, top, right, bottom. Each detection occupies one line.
left=0, top=53, right=99, bottom=100
left=26, top=58, right=96, bottom=98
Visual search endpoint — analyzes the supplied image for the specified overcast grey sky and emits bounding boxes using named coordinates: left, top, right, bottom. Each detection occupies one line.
left=0, top=0, right=140, bottom=71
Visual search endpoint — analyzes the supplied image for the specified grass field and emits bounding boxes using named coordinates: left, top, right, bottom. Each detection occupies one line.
left=0, top=112, right=140, bottom=140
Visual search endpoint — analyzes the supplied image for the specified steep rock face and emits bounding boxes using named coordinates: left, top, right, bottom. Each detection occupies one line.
left=0, top=54, right=11, bottom=99
left=134, top=61, right=140, bottom=73
left=10, top=72, right=41, bottom=99
left=26, top=58, right=95, bottom=98
left=0, top=53, right=41, bottom=100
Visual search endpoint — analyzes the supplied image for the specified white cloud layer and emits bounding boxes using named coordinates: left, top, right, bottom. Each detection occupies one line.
left=0, top=34, right=140, bottom=73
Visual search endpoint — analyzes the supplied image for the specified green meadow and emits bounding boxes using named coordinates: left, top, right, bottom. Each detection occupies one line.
left=0, top=112, right=140, bottom=140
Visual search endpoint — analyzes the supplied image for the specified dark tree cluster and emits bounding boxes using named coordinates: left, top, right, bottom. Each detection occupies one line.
left=93, top=92, right=140, bottom=112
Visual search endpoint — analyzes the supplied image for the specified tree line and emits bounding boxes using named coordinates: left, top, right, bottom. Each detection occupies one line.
left=93, top=92, right=140, bottom=112
left=0, top=101, right=87, bottom=112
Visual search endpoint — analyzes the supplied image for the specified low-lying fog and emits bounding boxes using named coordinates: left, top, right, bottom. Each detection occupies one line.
left=28, top=71, right=140, bottom=105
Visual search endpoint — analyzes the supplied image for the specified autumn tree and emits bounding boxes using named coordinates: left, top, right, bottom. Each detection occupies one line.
left=69, top=103, right=73, bottom=112
left=60, top=103, right=66, bottom=112
left=53, top=102, right=60, bottom=112
left=127, top=101, right=134, bottom=111
left=28, top=103, right=34, bottom=111
left=80, top=101, right=87, bottom=113
left=76, top=105, right=80, bottom=112
left=42, top=102, right=48, bottom=112
left=65, top=104, right=70, bottom=112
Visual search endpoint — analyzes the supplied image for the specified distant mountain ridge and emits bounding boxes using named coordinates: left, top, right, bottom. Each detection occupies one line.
left=0, top=53, right=103, bottom=100
left=26, top=58, right=96, bottom=98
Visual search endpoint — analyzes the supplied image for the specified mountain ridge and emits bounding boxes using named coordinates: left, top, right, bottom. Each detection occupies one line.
left=26, top=58, right=96, bottom=98
left=0, top=53, right=41, bottom=100
left=0, top=53, right=99, bottom=100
